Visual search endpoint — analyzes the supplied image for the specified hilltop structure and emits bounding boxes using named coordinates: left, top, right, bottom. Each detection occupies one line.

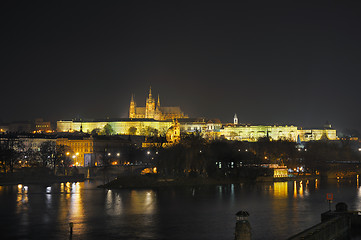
left=129, top=87, right=187, bottom=120
left=56, top=88, right=338, bottom=144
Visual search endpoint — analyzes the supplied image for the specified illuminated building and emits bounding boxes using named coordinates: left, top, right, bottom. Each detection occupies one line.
left=273, top=167, right=289, bottom=178
left=142, top=120, right=181, bottom=148
left=56, top=137, right=94, bottom=167
left=57, top=92, right=337, bottom=143
left=56, top=136, right=133, bottom=167
left=57, top=119, right=173, bottom=136
left=21, top=136, right=56, bottom=152
left=221, top=124, right=299, bottom=141
left=220, top=117, right=337, bottom=142
left=129, top=87, right=187, bottom=120
left=34, top=118, right=52, bottom=133
left=297, top=128, right=337, bottom=141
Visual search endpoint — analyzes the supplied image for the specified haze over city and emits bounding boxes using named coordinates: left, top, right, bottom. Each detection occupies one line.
left=2, top=1, right=361, bottom=134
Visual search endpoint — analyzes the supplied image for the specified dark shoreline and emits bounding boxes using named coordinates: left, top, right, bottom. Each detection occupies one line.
left=0, top=174, right=85, bottom=186
left=98, top=175, right=320, bottom=189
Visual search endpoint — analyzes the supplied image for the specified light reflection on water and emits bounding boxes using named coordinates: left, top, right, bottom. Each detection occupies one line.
left=1, top=177, right=361, bottom=239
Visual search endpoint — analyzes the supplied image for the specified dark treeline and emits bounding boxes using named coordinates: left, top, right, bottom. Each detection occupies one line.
left=0, top=134, right=146, bottom=177
left=0, top=138, right=74, bottom=175
left=156, top=135, right=361, bottom=178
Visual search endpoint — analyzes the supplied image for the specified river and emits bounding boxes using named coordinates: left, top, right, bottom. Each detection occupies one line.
left=1, top=178, right=361, bottom=239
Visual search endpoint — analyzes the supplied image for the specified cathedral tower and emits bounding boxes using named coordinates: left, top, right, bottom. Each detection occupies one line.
left=128, top=87, right=187, bottom=120
left=156, top=94, right=160, bottom=110
left=145, top=87, right=156, bottom=118
left=234, top=113, right=238, bottom=125
left=129, top=94, right=136, bottom=118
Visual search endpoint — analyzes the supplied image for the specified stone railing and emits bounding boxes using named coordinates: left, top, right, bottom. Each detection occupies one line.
left=287, top=216, right=350, bottom=240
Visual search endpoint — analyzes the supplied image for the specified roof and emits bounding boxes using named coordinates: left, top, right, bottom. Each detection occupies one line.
left=159, top=106, right=183, bottom=114
left=135, top=107, right=146, bottom=114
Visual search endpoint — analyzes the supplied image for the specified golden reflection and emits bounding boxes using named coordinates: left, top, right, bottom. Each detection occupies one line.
left=299, top=181, right=304, bottom=197
left=69, top=182, right=85, bottom=236
left=271, top=181, right=289, bottom=235
left=129, top=190, right=156, bottom=215
left=357, top=175, right=359, bottom=189
left=273, top=182, right=288, bottom=198
left=16, top=184, right=28, bottom=214
left=293, top=181, right=297, bottom=198
left=304, top=180, right=309, bottom=196
left=315, top=179, right=318, bottom=190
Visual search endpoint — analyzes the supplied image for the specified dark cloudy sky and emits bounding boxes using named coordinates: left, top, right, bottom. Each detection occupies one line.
left=1, top=1, right=361, bottom=133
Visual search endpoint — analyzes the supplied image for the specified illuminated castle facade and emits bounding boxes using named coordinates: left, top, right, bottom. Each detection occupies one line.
left=129, top=87, right=187, bottom=120
left=57, top=89, right=338, bottom=143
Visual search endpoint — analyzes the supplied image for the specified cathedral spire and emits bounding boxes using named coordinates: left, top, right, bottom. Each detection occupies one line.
left=148, top=86, right=152, bottom=99
left=129, top=94, right=136, bottom=118
left=157, top=94, right=160, bottom=108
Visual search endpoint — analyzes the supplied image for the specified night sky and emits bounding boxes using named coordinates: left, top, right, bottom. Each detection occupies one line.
left=2, top=1, right=361, bottom=134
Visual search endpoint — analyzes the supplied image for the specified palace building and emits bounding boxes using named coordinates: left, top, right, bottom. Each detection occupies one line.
left=56, top=89, right=338, bottom=143
left=129, top=87, right=187, bottom=120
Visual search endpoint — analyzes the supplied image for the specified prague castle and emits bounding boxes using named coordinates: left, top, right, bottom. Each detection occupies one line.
left=57, top=88, right=338, bottom=143
left=129, top=87, right=187, bottom=120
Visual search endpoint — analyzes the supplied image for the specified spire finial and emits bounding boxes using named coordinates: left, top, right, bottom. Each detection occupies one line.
left=149, top=86, right=152, bottom=98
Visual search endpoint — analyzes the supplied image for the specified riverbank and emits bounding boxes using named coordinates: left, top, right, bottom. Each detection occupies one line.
left=0, top=173, right=85, bottom=185
left=99, top=174, right=320, bottom=189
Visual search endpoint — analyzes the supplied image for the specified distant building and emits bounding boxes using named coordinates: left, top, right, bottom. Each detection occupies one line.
left=221, top=124, right=299, bottom=141
left=56, top=135, right=132, bottom=167
left=20, top=134, right=56, bottom=152
left=57, top=119, right=174, bottom=136
left=221, top=115, right=337, bottom=142
left=0, top=124, right=9, bottom=133
left=129, top=87, right=187, bottom=120
left=297, top=128, right=337, bottom=141
left=8, top=121, right=32, bottom=133
left=0, top=119, right=52, bottom=134
left=34, top=118, right=52, bottom=133
left=142, top=120, right=181, bottom=148
left=56, top=137, right=94, bottom=167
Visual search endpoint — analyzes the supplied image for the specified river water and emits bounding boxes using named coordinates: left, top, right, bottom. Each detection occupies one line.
left=1, top=178, right=361, bottom=240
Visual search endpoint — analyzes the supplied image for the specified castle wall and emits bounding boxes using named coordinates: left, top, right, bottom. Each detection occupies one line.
left=221, top=125, right=298, bottom=141
left=57, top=120, right=173, bottom=136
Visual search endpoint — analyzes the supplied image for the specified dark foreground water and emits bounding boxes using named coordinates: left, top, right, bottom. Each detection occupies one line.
left=1, top=178, right=361, bottom=240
